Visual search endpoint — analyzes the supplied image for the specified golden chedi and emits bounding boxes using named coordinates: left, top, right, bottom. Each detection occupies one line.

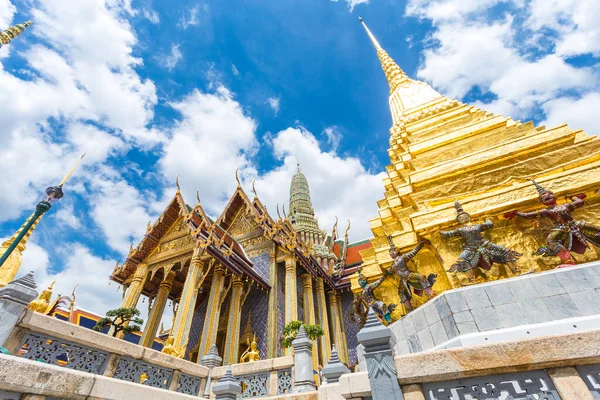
left=354, top=19, right=600, bottom=321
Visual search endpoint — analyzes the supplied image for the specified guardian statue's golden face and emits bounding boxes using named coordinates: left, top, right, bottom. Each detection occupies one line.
left=540, top=191, right=557, bottom=206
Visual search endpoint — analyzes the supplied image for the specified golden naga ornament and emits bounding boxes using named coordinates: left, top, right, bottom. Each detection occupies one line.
left=240, top=335, right=260, bottom=363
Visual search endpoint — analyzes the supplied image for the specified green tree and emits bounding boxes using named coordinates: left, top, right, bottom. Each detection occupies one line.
left=281, top=320, right=325, bottom=349
left=93, top=307, right=144, bottom=337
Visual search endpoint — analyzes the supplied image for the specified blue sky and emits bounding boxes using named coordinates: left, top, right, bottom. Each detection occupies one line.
left=1, top=0, right=599, bottom=316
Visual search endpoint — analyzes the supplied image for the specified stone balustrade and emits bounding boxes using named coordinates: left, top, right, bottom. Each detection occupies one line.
left=3, top=310, right=210, bottom=397
left=211, top=356, right=295, bottom=397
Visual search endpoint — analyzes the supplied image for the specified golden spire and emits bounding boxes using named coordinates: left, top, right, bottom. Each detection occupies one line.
left=0, top=154, right=85, bottom=287
left=59, top=153, right=85, bottom=186
left=0, top=21, right=33, bottom=49
left=359, top=17, right=409, bottom=94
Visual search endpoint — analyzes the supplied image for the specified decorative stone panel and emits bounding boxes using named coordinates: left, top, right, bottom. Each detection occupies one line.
left=577, top=364, right=600, bottom=399
left=277, top=368, right=293, bottom=395
left=422, top=370, right=561, bottom=400
left=113, top=356, right=173, bottom=389
left=235, top=372, right=269, bottom=398
left=17, top=332, right=109, bottom=374
left=177, top=373, right=202, bottom=396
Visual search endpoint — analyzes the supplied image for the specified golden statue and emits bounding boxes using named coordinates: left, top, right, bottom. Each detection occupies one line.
left=240, top=335, right=260, bottom=363
left=161, top=335, right=187, bottom=358
left=27, top=281, right=55, bottom=313
left=139, top=372, right=149, bottom=384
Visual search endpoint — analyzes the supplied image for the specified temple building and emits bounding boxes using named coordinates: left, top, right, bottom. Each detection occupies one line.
left=353, top=19, right=600, bottom=318
left=110, top=169, right=370, bottom=368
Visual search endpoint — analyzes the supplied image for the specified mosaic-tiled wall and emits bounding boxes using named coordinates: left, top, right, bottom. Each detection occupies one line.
left=341, top=290, right=360, bottom=366
left=277, top=262, right=286, bottom=357
left=296, top=269, right=305, bottom=322
left=241, top=286, right=269, bottom=359
left=250, top=253, right=271, bottom=284
left=185, top=299, right=208, bottom=358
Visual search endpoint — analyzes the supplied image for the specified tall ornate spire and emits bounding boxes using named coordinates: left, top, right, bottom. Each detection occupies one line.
left=359, top=17, right=408, bottom=94
left=0, top=154, right=85, bottom=287
left=0, top=21, right=33, bottom=49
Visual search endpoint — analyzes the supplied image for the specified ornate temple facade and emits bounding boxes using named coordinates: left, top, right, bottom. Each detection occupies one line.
left=110, top=170, right=370, bottom=368
left=354, top=19, right=600, bottom=319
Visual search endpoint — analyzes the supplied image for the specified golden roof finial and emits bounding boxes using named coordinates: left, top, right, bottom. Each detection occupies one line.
left=196, top=190, right=202, bottom=205
left=59, top=153, right=85, bottom=186
left=175, top=175, right=181, bottom=193
left=252, top=181, right=257, bottom=198
left=358, top=17, right=408, bottom=94
left=235, top=168, right=241, bottom=187
left=359, top=17, right=382, bottom=50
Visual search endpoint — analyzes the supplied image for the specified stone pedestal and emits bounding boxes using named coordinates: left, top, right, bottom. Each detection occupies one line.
left=321, top=344, right=350, bottom=384
left=357, top=308, right=403, bottom=400
left=0, top=272, right=37, bottom=349
left=200, top=344, right=222, bottom=398
left=212, top=367, right=242, bottom=400
left=292, top=326, right=316, bottom=393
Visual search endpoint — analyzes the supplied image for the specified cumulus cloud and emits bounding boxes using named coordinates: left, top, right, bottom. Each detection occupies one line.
left=407, top=0, right=600, bottom=133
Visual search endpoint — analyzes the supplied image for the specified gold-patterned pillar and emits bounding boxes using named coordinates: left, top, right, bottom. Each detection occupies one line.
left=267, top=248, right=279, bottom=358
left=335, top=292, right=349, bottom=363
left=328, top=289, right=348, bottom=364
left=140, top=270, right=176, bottom=348
left=121, top=263, right=149, bottom=309
left=315, top=277, right=331, bottom=365
left=223, top=275, right=244, bottom=364
left=302, top=274, right=320, bottom=384
left=171, top=250, right=205, bottom=352
left=199, top=265, right=227, bottom=358
left=284, top=255, right=297, bottom=356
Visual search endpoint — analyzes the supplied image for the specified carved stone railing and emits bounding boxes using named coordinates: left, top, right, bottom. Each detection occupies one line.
left=211, top=356, right=295, bottom=398
left=4, top=310, right=210, bottom=396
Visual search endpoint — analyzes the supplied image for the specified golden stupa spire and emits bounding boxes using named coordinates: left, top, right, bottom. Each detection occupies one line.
left=0, top=154, right=85, bottom=287
left=0, top=21, right=33, bottom=50
left=359, top=17, right=408, bottom=94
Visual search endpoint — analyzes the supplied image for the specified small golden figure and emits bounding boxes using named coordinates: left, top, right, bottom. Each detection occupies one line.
left=139, top=372, right=149, bottom=384
left=240, top=335, right=261, bottom=363
left=161, top=336, right=186, bottom=358
left=27, top=281, right=55, bottom=313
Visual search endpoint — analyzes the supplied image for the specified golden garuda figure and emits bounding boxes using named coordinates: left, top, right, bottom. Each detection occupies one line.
left=388, top=237, right=437, bottom=312
left=505, top=181, right=600, bottom=265
left=240, top=335, right=260, bottom=363
left=442, top=201, right=522, bottom=283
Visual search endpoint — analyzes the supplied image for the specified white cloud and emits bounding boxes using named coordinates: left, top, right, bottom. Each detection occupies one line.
left=142, top=7, right=160, bottom=24
left=267, top=97, right=280, bottom=115
left=323, top=126, right=343, bottom=151
left=0, top=0, right=16, bottom=28
left=179, top=5, right=200, bottom=29
left=162, top=44, right=183, bottom=71
left=231, top=64, right=239, bottom=76
left=543, top=93, right=600, bottom=135
left=52, top=203, right=82, bottom=229
left=407, top=0, right=600, bottom=129
left=252, top=127, right=384, bottom=241
left=331, top=0, right=369, bottom=12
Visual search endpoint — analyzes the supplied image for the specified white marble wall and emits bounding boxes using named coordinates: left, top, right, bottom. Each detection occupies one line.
left=387, top=261, right=600, bottom=355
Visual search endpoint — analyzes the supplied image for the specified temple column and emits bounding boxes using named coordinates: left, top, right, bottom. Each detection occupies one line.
left=328, top=289, right=348, bottom=364
left=223, top=275, right=244, bottom=364
left=171, top=247, right=206, bottom=352
left=315, top=277, right=331, bottom=365
left=284, top=255, right=297, bottom=356
left=199, top=265, right=227, bottom=358
left=140, top=270, right=176, bottom=348
left=121, top=263, right=149, bottom=309
left=335, top=292, right=349, bottom=364
left=302, top=274, right=320, bottom=384
left=266, top=248, right=279, bottom=358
